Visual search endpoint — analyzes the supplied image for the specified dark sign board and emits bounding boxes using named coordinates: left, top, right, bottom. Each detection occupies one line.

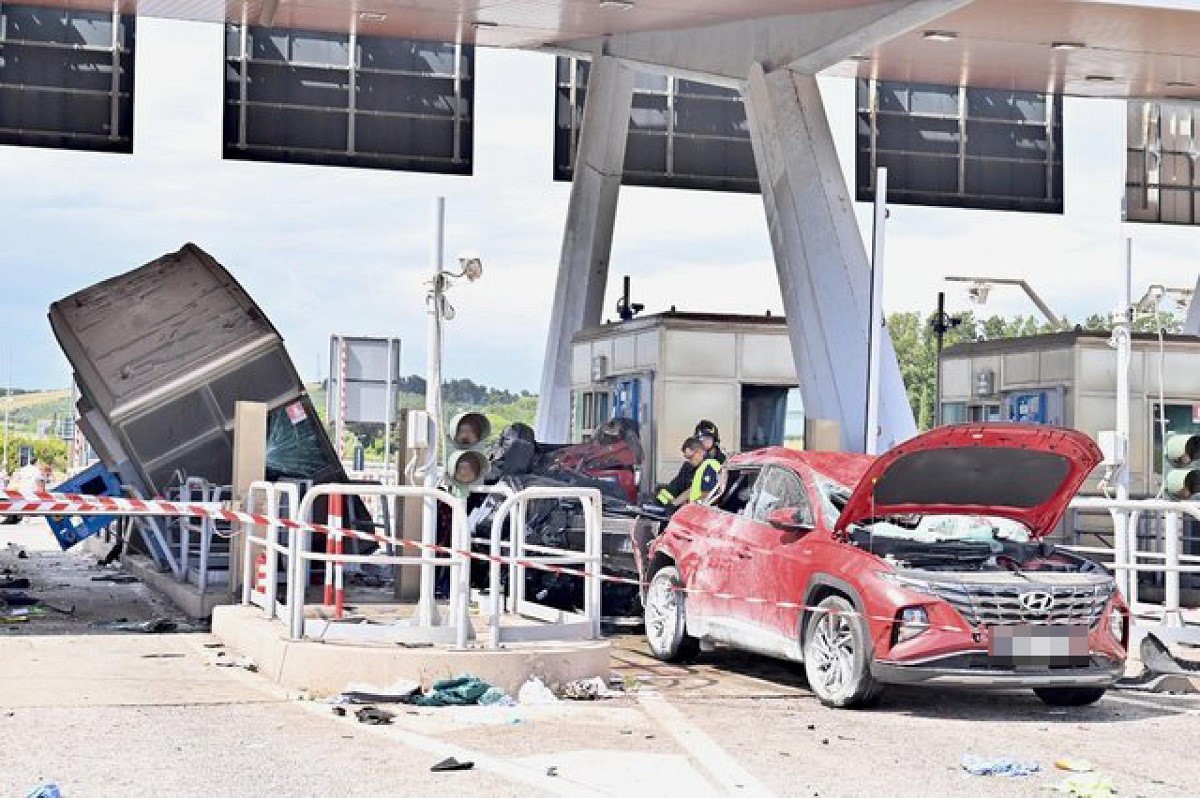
left=555, top=57, right=757, bottom=193
left=1126, top=102, right=1200, bottom=226
left=224, top=26, right=473, bottom=174
left=856, top=79, right=1063, bottom=214
left=0, top=4, right=135, bottom=153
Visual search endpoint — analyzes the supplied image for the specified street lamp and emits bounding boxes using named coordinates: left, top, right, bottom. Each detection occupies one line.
left=945, top=275, right=1064, bottom=330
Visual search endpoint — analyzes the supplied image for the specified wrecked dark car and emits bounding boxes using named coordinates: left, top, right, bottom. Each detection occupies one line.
left=463, top=419, right=662, bottom=625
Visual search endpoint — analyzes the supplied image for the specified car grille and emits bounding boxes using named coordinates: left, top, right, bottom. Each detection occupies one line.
left=925, top=581, right=1115, bottom=628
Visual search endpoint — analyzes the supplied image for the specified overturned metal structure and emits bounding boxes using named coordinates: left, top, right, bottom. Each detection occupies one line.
left=49, top=243, right=351, bottom=574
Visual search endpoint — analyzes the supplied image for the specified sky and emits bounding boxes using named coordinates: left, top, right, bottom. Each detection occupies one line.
left=2, top=18, right=1199, bottom=393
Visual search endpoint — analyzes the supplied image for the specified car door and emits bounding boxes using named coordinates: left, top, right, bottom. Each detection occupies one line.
left=670, top=465, right=758, bottom=629
left=718, top=465, right=809, bottom=642
left=762, top=467, right=820, bottom=642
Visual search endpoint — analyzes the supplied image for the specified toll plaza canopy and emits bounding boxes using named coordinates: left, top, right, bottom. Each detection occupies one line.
left=21, top=0, right=1200, bottom=100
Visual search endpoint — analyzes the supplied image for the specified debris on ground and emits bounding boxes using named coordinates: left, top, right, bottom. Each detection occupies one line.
left=430, top=757, right=474, bottom=772
left=517, top=677, right=558, bottom=706
left=1053, top=772, right=1117, bottom=797
left=355, top=706, right=395, bottom=725
left=416, top=676, right=497, bottom=707
left=1117, top=633, right=1200, bottom=694
left=90, top=574, right=138, bottom=584
left=214, top=656, right=258, bottom=672
left=25, top=783, right=61, bottom=798
left=2, top=591, right=39, bottom=607
left=960, top=754, right=1041, bottom=777
left=1054, top=758, right=1096, bottom=773
left=546, top=766, right=559, bottom=777
left=0, top=577, right=31, bottom=589
left=562, top=677, right=614, bottom=701
left=337, top=681, right=422, bottom=705
left=94, top=617, right=198, bottom=633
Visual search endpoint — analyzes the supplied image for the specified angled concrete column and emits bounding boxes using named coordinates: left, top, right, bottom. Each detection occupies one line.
left=536, top=56, right=635, bottom=441
left=744, top=64, right=916, bottom=452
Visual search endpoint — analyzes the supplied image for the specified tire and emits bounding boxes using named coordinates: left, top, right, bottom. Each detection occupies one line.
left=643, top=565, right=700, bottom=662
left=1034, top=687, right=1107, bottom=707
left=803, top=595, right=882, bottom=709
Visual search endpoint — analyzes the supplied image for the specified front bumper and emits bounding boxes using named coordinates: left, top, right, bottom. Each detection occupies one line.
left=871, top=653, right=1125, bottom=689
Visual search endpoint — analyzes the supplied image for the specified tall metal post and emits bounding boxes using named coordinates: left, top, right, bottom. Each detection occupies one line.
left=419, top=197, right=446, bottom=626
left=865, top=167, right=887, bottom=454
left=934, top=291, right=946, bottom=426
left=1112, top=238, right=1133, bottom=600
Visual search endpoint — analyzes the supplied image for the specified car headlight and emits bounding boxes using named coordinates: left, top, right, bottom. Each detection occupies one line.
left=1109, top=607, right=1126, bottom=643
left=894, top=606, right=930, bottom=644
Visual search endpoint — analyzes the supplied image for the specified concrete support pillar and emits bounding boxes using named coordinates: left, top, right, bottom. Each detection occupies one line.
left=743, top=64, right=916, bottom=452
left=535, top=55, right=635, bottom=441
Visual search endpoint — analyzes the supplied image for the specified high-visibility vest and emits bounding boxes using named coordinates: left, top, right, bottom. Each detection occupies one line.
left=689, top=459, right=722, bottom=501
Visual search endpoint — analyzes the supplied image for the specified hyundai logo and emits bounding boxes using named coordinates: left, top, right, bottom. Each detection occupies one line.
left=1019, top=591, right=1056, bottom=613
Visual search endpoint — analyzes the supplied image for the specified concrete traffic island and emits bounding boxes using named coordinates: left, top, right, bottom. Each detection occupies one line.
left=212, top=604, right=611, bottom=697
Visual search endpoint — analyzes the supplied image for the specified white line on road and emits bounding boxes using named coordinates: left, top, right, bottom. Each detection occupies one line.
left=638, top=690, right=777, bottom=797
left=1104, top=692, right=1200, bottom=714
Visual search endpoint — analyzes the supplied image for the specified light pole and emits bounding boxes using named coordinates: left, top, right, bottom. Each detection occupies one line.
left=418, top=197, right=482, bottom=626
left=945, top=275, right=1064, bottom=330
left=930, top=292, right=962, bottom=426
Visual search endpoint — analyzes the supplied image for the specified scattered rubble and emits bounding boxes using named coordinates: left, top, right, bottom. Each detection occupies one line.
left=354, top=707, right=395, bottom=725
left=959, top=754, right=1041, bottom=777
left=517, top=677, right=558, bottom=706
left=430, top=757, right=474, bottom=772
left=1053, top=772, right=1117, bottom=797
left=561, top=677, right=615, bottom=701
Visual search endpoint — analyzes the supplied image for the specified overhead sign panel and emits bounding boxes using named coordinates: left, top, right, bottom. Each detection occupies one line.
left=1126, top=101, right=1200, bottom=226
left=856, top=79, right=1063, bottom=214
left=224, top=26, right=473, bottom=174
left=555, top=57, right=758, bottom=193
left=0, top=3, right=135, bottom=153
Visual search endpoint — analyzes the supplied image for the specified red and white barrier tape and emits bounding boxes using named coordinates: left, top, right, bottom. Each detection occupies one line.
left=0, top=490, right=974, bottom=634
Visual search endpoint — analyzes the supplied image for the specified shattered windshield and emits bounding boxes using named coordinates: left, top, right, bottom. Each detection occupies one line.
left=816, top=477, right=1032, bottom=543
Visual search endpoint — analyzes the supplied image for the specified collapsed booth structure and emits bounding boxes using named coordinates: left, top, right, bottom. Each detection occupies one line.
left=48, top=243, right=357, bottom=577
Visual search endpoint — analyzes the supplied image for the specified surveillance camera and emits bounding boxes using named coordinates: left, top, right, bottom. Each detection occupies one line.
left=458, top=257, right=483, bottom=282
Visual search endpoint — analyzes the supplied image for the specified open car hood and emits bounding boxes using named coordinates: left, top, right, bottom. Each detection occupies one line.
left=834, top=425, right=1102, bottom=538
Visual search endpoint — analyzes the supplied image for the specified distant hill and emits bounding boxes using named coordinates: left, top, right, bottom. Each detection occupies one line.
left=1, top=389, right=71, bottom=435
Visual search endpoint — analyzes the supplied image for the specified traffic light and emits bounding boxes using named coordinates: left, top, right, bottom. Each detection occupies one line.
left=1164, top=433, right=1200, bottom=499
left=445, top=412, right=492, bottom=496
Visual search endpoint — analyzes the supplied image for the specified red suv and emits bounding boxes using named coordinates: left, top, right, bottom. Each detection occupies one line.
left=637, top=424, right=1129, bottom=708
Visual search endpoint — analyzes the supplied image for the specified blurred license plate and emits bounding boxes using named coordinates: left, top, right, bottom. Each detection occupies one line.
left=989, top=625, right=1090, bottom=668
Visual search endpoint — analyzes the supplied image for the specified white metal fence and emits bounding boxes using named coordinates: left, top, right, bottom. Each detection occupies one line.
left=1064, top=497, right=1200, bottom=628
left=233, top=481, right=607, bottom=649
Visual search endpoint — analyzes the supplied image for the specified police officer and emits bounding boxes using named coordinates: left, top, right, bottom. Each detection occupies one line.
left=674, top=436, right=721, bottom=506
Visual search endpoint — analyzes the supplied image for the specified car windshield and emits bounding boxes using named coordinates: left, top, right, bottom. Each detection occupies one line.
left=815, top=477, right=1032, bottom=543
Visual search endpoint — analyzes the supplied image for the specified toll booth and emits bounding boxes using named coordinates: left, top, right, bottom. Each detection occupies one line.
left=939, top=329, right=1200, bottom=600
left=570, top=312, right=803, bottom=490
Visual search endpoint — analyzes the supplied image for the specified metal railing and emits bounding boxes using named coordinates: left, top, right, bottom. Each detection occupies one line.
left=287, top=484, right=471, bottom=647
left=1065, top=497, right=1200, bottom=628
left=240, top=481, right=299, bottom=620
left=483, top=486, right=604, bottom=648
left=177, top=478, right=232, bottom=593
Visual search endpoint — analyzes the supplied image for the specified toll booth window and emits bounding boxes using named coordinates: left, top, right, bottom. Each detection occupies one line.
left=741, top=385, right=792, bottom=450
left=941, top=402, right=967, bottom=424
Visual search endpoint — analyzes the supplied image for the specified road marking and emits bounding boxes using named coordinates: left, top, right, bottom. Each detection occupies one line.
left=638, top=690, right=777, bottom=797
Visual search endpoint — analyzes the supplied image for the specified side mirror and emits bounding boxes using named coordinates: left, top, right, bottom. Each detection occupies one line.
left=766, top=507, right=813, bottom=533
